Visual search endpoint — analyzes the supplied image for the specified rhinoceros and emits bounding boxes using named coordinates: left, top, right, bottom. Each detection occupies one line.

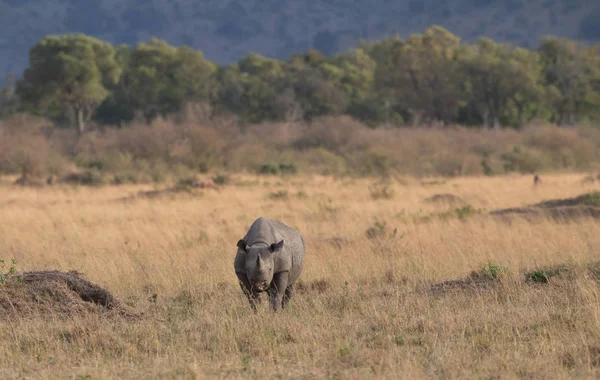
left=234, top=216, right=305, bottom=311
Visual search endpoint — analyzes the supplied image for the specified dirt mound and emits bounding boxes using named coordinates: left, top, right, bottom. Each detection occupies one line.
left=490, top=192, right=600, bottom=222
left=0, top=270, right=130, bottom=318
left=532, top=192, right=600, bottom=208
left=424, top=194, right=469, bottom=206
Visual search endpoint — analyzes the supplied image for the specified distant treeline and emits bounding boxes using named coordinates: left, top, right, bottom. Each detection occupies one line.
left=1, top=26, right=599, bottom=132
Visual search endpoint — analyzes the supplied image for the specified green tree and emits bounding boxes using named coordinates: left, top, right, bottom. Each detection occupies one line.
left=215, top=53, right=290, bottom=123
left=363, top=37, right=409, bottom=125
left=539, top=37, right=600, bottom=125
left=94, top=44, right=135, bottom=126
left=330, top=48, right=376, bottom=103
left=506, top=47, right=547, bottom=129
left=122, top=39, right=217, bottom=122
left=283, top=50, right=348, bottom=121
left=373, top=26, right=464, bottom=125
left=461, top=38, right=546, bottom=129
left=17, top=34, right=120, bottom=133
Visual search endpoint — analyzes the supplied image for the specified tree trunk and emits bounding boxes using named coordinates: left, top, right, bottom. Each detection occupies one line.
left=493, top=116, right=500, bottom=130
left=482, top=109, right=489, bottom=129
left=516, top=105, right=524, bottom=130
left=76, top=108, right=85, bottom=134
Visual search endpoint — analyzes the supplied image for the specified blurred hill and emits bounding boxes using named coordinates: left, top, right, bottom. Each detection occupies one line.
left=0, top=0, right=599, bottom=77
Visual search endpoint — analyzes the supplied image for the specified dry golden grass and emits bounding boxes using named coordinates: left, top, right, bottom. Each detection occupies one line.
left=1, top=173, right=600, bottom=379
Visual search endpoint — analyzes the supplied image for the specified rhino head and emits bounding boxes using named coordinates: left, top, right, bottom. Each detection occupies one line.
left=237, top=239, right=284, bottom=292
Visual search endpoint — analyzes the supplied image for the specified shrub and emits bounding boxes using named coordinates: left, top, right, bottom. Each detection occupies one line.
left=581, top=191, right=600, bottom=207
left=175, top=177, right=197, bottom=191
left=278, top=163, right=298, bottom=175
left=525, top=265, right=568, bottom=283
left=366, top=220, right=388, bottom=239
left=62, top=169, right=105, bottom=186
left=213, top=174, right=230, bottom=186
left=259, top=163, right=280, bottom=175
left=501, top=146, right=551, bottom=173
left=369, top=182, right=395, bottom=200
left=478, top=263, right=508, bottom=280
left=268, top=190, right=289, bottom=200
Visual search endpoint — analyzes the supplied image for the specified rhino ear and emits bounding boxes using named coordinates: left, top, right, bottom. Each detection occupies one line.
left=269, top=240, right=284, bottom=253
left=237, top=239, right=248, bottom=253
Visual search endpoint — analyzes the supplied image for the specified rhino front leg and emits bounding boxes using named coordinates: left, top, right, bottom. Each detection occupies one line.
left=282, top=284, right=294, bottom=310
left=269, top=272, right=289, bottom=312
left=236, top=272, right=261, bottom=311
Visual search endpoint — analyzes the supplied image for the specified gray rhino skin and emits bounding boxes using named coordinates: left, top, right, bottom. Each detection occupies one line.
left=234, top=216, right=305, bottom=311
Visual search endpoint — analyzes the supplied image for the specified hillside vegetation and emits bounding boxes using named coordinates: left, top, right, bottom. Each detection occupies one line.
left=1, top=0, right=599, bottom=77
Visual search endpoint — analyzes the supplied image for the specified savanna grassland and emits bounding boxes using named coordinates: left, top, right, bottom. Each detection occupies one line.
left=1, top=172, right=600, bottom=379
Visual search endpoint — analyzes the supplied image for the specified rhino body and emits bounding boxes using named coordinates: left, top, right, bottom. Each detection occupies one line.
left=234, top=216, right=305, bottom=311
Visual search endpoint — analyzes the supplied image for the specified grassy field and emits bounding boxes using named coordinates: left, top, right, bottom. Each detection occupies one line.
left=1, top=172, right=600, bottom=379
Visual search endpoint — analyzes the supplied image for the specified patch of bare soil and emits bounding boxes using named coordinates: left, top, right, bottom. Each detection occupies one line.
left=0, top=271, right=133, bottom=319
left=424, top=270, right=499, bottom=296
left=423, top=194, right=469, bottom=207
left=490, top=192, right=600, bottom=222
left=116, top=187, right=203, bottom=202
left=296, top=279, right=332, bottom=294
left=312, top=236, right=351, bottom=250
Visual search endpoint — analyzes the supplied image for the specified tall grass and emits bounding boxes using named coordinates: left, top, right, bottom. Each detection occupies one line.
left=1, top=173, right=600, bottom=378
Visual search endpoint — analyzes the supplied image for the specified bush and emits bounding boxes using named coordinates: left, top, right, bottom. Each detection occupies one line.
left=259, top=163, right=280, bottom=175
left=213, top=174, right=230, bottom=186
left=279, top=163, right=298, bottom=175
left=62, top=169, right=105, bottom=186
left=581, top=191, right=600, bottom=207
left=501, top=146, right=551, bottom=173
left=369, top=182, right=394, bottom=200
left=175, top=177, right=197, bottom=190
left=258, top=163, right=298, bottom=175
left=268, top=190, right=289, bottom=200
left=478, top=263, right=508, bottom=280
left=525, top=266, right=565, bottom=283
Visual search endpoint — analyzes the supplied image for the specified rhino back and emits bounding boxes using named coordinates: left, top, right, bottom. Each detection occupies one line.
left=242, top=216, right=283, bottom=246
left=270, top=219, right=305, bottom=284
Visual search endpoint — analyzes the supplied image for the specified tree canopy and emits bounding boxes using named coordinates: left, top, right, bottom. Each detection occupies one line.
left=3, top=26, right=600, bottom=131
left=16, top=34, right=121, bottom=133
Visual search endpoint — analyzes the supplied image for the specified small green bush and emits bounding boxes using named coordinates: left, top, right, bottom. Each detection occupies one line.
left=259, top=163, right=298, bottom=175
left=581, top=191, right=600, bottom=207
left=268, top=190, right=289, bottom=200
left=112, top=173, right=138, bottom=185
left=525, top=266, right=565, bottom=283
left=279, top=163, right=298, bottom=175
left=455, top=206, right=477, bottom=219
left=259, top=163, right=279, bottom=175
left=213, top=174, right=230, bottom=186
left=369, top=183, right=394, bottom=200
left=175, top=177, right=197, bottom=191
left=366, top=220, right=387, bottom=239
left=479, top=263, right=508, bottom=280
